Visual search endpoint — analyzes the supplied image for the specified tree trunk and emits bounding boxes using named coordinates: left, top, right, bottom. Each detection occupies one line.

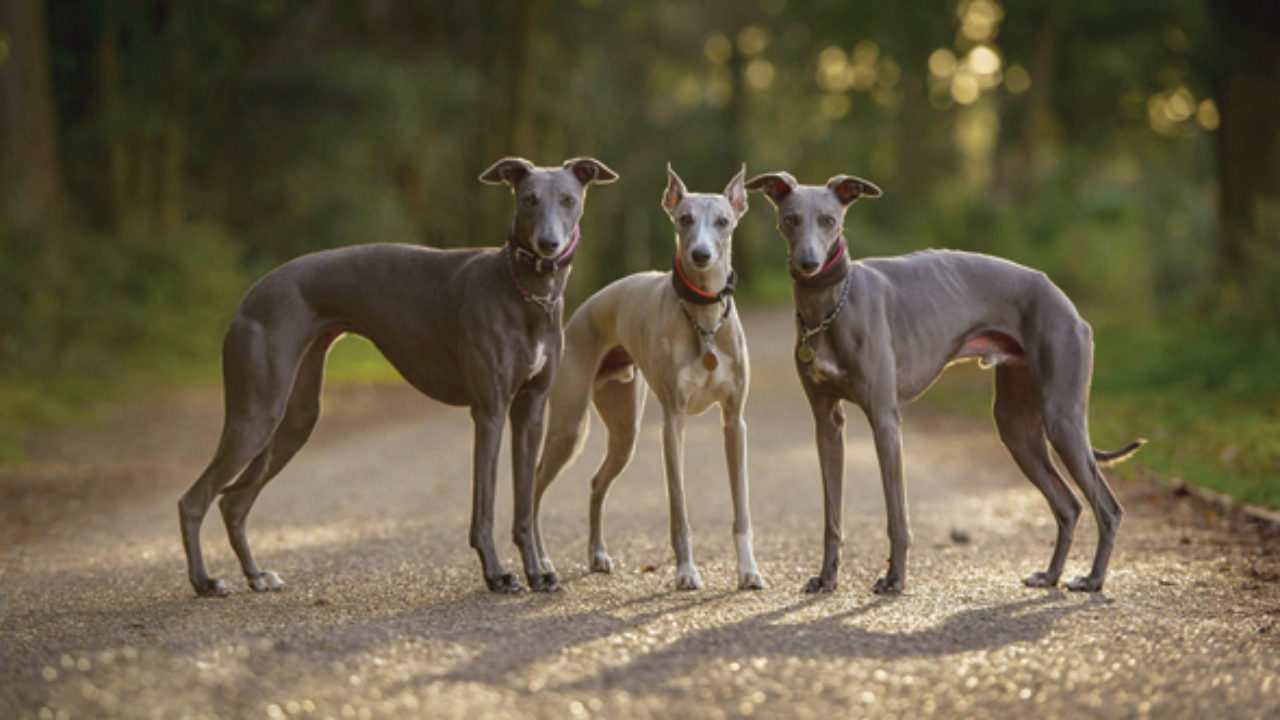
left=0, top=0, right=64, bottom=235
left=504, top=0, right=539, bottom=154
left=1212, top=2, right=1280, bottom=307
left=725, top=41, right=754, bottom=283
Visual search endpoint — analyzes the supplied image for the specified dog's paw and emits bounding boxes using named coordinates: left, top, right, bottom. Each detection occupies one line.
left=802, top=575, right=836, bottom=594
left=193, top=577, right=230, bottom=598
left=590, top=552, right=614, bottom=574
left=738, top=570, right=765, bottom=591
left=538, top=556, right=557, bottom=575
left=485, top=573, right=524, bottom=594
left=871, top=575, right=903, bottom=595
left=1066, top=575, right=1104, bottom=592
left=528, top=572, right=562, bottom=593
left=1023, top=571, right=1058, bottom=589
left=674, top=566, right=704, bottom=591
left=248, top=571, right=285, bottom=592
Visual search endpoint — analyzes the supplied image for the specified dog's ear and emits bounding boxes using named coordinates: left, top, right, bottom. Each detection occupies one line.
left=479, top=157, right=535, bottom=187
left=744, top=171, right=797, bottom=205
left=724, top=164, right=748, bottom=217
left=826, top=174, right=882, bottom=205
left=564, top=157, right=619, bottom=186
left=661, top=163, right=688, bottom=216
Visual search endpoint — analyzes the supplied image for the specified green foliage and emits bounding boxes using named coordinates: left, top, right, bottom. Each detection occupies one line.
left=0, top=224, right=245, bottom=454
left=3, top=0, right=1276, bottom=509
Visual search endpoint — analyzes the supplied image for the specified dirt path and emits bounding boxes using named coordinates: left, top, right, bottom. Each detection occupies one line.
left=2, top=308, right=1277, bottom=719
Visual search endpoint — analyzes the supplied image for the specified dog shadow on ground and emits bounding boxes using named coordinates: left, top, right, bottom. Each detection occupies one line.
left=549, top=591, right=1096, bottom=697
left=370, top=584, right=1096, bottom=698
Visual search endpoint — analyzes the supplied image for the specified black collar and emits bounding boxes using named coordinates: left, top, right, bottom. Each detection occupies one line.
left=671, top=255, right=736, bottom=305
left=791, top=237, right=852, bottom=290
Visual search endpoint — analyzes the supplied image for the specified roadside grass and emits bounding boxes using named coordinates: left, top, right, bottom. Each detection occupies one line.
left=919, top=320, right=1280, bottom=509
left=0, top=334, right=400, bottom=464
left=4, top=304, right=1276, bottom=512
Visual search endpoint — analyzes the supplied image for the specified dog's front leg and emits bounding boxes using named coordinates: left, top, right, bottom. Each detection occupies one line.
left=868, top=407, right=910, bottom=594
left=470, top=403, right=520, bottom=594
left=722, top=403, right=763, bottom=590
left=662, top=408, right=702, bottom=590
left=510, top=384, right=560, bottom=592
left=805, top=393, right=845, bottom=593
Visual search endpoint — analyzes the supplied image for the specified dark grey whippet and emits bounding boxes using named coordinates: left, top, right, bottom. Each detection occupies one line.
left=745, top=171, right=1143, bottom=595
left=178, top=156, right=617, bottom=597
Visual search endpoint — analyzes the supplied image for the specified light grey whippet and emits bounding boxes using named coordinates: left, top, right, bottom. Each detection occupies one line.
left=177, top=156, right=617, bottom=597
left=744, top=171, right=1143, bottom=595
left=531, top=165, right=763, bottom=591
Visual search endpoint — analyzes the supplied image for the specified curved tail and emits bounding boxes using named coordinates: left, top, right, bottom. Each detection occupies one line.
left=1093, top=439, right=1147, bottom=466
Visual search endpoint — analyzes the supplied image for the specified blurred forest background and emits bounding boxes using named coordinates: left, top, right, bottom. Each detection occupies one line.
left=1, top=1, right=1278, bottom=503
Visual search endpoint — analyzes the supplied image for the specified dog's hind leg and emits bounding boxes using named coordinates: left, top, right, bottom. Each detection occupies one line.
left=587, top=373, right=647, bottom=574
left=218, top=332, right=335, bottom=592
left=1035, top=323, right=1124, bottom=592
left=531, top=340, right=602, bottom=575
left=179, top=316, right=301, bottom=597
left=993, top=365, right=1082, bottom=589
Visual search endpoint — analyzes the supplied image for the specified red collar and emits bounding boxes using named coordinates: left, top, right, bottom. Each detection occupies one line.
left=672, top=255, right=736, bottom=305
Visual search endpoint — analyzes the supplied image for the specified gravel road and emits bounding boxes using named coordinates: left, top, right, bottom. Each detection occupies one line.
left=2, top=308, right=1277, bottom=719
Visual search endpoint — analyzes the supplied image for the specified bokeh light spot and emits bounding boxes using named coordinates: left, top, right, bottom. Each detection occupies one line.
left=1005, top=64, right=1031, bottom=94
left=703, top=34, right=732, bottom=65
left=929, top=48, right=958, bottom=78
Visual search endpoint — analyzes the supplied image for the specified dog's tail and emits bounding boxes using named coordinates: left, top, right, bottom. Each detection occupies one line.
left=1092, top=439, right=1146, bottom=466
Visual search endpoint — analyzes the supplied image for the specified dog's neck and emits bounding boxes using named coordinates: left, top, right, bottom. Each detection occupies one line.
left=505, top=219, right=577, bottom=298
left=791, top=237, right=853, bottom=328
left=672, top=255, right=735, bottom=323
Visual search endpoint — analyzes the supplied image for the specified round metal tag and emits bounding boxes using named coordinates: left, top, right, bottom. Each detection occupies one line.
left=702, top=351, right=719, bottom=371
left=797, top=344, right=815, bottom=364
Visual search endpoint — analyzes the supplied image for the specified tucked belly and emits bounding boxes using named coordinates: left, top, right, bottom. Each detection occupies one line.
left=955, top=331, right=1027, bottom=368
left=595, top=345, right=637, bottom=385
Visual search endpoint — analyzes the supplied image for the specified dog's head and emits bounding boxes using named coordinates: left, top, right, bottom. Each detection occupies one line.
left=480, top=157, right=619, bottom=259
left=744, top=171, right=881, bottom=277
left=661, top=164, right=748, bottom=272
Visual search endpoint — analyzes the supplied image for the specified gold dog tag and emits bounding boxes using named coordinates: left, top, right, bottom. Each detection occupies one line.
left=702, top=350, right=719, bottom=371
left=797, top=343, right=815, bottom=364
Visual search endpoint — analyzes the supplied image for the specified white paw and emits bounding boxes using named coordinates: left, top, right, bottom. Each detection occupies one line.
left=1066, top=575, right=1103, bottom=592
left=248, top=571, right=285, bottom=592
left=674, top=566, right=704, bottom=591
left=539, top=556, right=557, bottom=574
left=738, top=569, right=765, bottom=590
left=589, top=550, right=613, bottom=573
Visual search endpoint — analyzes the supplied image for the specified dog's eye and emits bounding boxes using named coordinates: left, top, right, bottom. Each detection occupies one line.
left=679, top=214, right=694, bottom=226
left=820, top=215, right=836, bottom=228
left=560, top=195, right=575, bottom=208
left=714, top=216, right=730, bottom=229
left=784, top=214, right=800, bottom=227
left=522, top=194, right=539, bottom=207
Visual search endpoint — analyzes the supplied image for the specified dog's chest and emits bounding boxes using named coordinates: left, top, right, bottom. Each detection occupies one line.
left=526, top=341, right=547, bottom=380
left=674, top=349, right=733, bottom=415
left=801, top=338, right=860, bottom=398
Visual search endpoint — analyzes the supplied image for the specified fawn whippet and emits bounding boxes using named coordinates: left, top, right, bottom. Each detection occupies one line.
left=531, top=165, right=764, bottom=591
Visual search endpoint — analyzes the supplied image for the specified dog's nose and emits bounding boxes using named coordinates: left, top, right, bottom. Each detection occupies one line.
left=536, top=237, right=559, bottom=255
left=798, top=258, right=821, bottom=275
left=691, top=248, right=711, bottom=267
